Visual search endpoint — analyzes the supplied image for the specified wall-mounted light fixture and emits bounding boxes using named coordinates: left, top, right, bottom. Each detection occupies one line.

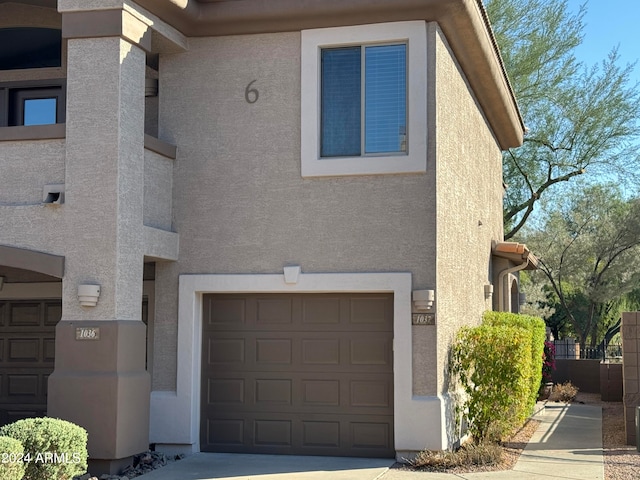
left=0, top=276, right=4, bottom=291
left=484, top=284, right=494, bottom=299
left=78, top=284, right=100, bottom=307
left=412, top=289, right=435, bottom=312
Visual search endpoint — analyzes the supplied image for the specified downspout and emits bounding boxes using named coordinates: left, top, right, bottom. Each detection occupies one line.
left=497, top=257, right=529, bottom=312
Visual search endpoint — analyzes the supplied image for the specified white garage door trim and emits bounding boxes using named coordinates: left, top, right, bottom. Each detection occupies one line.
left=150, top=271, right=446, bottom=455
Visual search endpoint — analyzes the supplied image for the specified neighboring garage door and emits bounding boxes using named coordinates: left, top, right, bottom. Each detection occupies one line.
left=201, top=293, right=394, bottom=457
left=0, top=299, right=61, bottom=426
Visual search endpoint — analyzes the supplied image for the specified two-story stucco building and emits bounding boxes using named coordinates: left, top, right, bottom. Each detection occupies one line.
left=0, top=0, right=533, bottom=474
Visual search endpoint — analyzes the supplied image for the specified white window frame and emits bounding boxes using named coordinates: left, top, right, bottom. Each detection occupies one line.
left=301, top=21, right=427, bottom=177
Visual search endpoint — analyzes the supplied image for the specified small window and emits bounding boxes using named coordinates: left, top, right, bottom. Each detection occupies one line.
left=23, top=98, right=58, bottom=125
left=12, top=88, right=63, bottom=126
left=0, top=85, right=65, bottom=127
left=321, top=44, right=407, bottom=158
left=301, top=21, right=427, bottom=177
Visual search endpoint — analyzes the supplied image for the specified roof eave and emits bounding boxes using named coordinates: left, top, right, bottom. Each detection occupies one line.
left=131, top=0, right=524, bottom=150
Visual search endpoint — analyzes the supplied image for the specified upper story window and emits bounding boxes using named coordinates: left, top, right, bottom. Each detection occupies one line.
left=0, top=27, right=62, bottom=70
left=321, top=43, right=407, bottom=157
left=301, top=21, right=427, bottom=177
left=0, top=27, right=64, bottom=128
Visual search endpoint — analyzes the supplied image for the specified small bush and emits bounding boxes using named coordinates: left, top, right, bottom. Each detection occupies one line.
left=550, top=381, right=579, bottom=402
left=0, top=417, right=88, bottom=480
left=0, top=435, right=26, bottom=480
left=452, top=323, right=532, bottom=442
left=411, top=442, right=503, bottom=470
left=451, top=312, right=547, bottom=444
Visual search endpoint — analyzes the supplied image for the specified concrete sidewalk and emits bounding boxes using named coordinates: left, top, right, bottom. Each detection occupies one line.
left=136, top=403, right=603, bottom=480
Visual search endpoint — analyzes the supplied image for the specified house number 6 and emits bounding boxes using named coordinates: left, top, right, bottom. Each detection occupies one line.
left=245, top=80, right=259, bottom=104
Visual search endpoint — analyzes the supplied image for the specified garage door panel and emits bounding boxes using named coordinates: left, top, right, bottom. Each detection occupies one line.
left=256, top=298, right=294, bottom=325
left=302, top=379, right=340, bottom=406
left=43, top=338, right=55, bottom=362
left=204, top=371, right=392, bottom=415
left=204, top=418, right=246, bottom=447
left=207, top=333, right=391, bottom=373
left=255, top=379, right=292, bottom=406
left=9, top=303, right=40, bottom=327
left=301, top=338, right=340, bottom=365
left=204, top=412, right=393, bottom=456
left=207, top=378, right=246, bottom=405
left=7, top=374, right=39, bottom=396
left=2, top=409, right=43, bottom=425
left=301, top=297, right=342, bottom=325
left=254, top=418, right=292, bottom=446
left=350, top=380, right=391, bottom=408
left=8, top=338, right=39, bottom=362
left=255, top=338, right=292, bottom=365
left=351, top=421, right=392, bottom=450
left=349, top=297, right=393, bottom=325
left=205, top=337, right=246, bottom=365
left=204, top=297, right=247, bottom=326
left=44, top=304, right=62, bottom=326
left=302, top=420, right=340, bottom=448
left=350, top=337, right=392, bottom=367
left=201, top=293, right=394, bottom=457
left=0, top=300, right=62, bottom=427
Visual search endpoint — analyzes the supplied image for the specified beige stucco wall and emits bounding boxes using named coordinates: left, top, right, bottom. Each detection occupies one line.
left=154, top=22, right=503, bottom=398
left=143, top=149, right=173, bottom=230
left=0, top=140, right=65, bottom=204
left=154, top=30, right=438, bottom=389
left=433, top=25, right=504, bottom=395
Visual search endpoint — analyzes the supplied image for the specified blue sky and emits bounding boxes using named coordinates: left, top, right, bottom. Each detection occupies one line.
left=566, top=0, right=640, bottom=85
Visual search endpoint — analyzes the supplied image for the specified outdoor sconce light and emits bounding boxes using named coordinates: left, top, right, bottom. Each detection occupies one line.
left=484, top=284, right=494, bottom=299
left=413, top=289, right=435, bottom=312
left=78, top=284, right=100, bottom=307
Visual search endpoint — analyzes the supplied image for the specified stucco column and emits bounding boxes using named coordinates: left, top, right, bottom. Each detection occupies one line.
left=48, top=6, right=150, bottom=474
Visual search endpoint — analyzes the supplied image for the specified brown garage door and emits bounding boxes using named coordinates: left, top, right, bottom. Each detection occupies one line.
left=0, top=300, right=61, bottom=426
left=201, top=293, right=394, bottom=457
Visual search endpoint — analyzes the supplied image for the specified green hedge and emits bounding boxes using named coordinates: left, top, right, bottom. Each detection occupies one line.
left=482, top=311, right=546, bottom=412
left=0, top=417, right=88, bottom=480
left=0, top=435, right=26, bottom=480
left=451, top=311, right=545, bottom=443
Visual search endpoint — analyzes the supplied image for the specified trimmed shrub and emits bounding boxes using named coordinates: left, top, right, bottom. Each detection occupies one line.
left=481, top=311, right=546, bottom=414
left=0, top=417, right=88, bottom=480
left=452, top=323, right=532, bottom=442
left=550, top=381, right=579, bottom=402
left=0, top=435, right=26, bottom=480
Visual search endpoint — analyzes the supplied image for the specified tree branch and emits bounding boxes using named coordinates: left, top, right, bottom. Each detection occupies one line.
left=504, top=167, right=585, bottom=239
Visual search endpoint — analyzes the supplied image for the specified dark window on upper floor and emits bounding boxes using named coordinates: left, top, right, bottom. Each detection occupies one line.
left=0, top=84, right=66, bottom=127
left=0, top=27, right=62, bottom=70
